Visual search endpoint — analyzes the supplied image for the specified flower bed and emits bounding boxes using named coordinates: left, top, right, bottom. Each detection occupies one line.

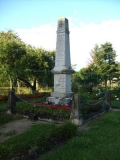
left=19, top=92, right=48, bottom=99
left=0, top=95, right=8, bottom=101
left=15, top=102, right=71, bottom=121
left=0, top=92, right=49, bottom=102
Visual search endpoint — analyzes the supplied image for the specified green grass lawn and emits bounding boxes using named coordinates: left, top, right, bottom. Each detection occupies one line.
left=40, top=111, right=120, bottom=160
left=111, top=100, right=120, bottom=109
left=0, top=99, right=120, bottom=160
left=0, top=101, right=7, bottom=112
left=0, top=102, right=22, bottom=126
left=0, top=121, right=77, bottom=160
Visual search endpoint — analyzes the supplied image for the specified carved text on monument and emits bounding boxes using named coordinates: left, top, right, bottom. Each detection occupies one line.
left=54, top=74, right=66, bottom=92
left=56, top=33, right=65, bottom=66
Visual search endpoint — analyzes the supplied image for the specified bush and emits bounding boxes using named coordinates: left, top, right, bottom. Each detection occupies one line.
left=0, top=121, right=78, bottom=159
left=82, top=103, right=103, bottom=116
left=111, top=87, right=120, bottom=100
left=53, top=121, right=78, bottom=141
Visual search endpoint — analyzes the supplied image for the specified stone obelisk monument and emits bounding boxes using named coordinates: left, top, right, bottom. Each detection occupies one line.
left=47, top=18, right=74, bottom=105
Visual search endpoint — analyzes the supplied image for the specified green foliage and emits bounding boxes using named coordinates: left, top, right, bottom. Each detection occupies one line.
left=53, top=121, right=78, bottom=141
left=0, top=102, right=7, bottom=112
left=111, top=100, right=120, bottom=109
left=82, top=104, right=104, bottom=116
left=78, top=89, right=111, bottom=116
left=72, top=71, right=102, bottom=94
left=0, top=30, right=55, bottom=91
left=0, top=101, right=22, bottom=126
left=87, top=42, right=118, bottom=87
left=88, top=42, right=118, bottom=73
left=111, top=86, right=120, bottom=100
left=0, top=30, right=26, bottom=85
left=41, top=111, right=120, bottom=160
left=0, top=30, right=26, bottom=65
left=0, top=121, right=77, bottom=159
left=0, top=123, right=55, bottom=159
left=0, top=113, right=22, bottom=126
left=72, top=42, right=119, bottom=95
left=15, top=102, right=71, bottom=120
left=17, top=47, right=55, bottom=90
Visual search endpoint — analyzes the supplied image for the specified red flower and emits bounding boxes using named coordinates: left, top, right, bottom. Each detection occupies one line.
left=31, top=103, right=71, bottom=112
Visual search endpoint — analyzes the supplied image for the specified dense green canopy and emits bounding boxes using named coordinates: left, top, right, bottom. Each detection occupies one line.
left=0, top=30, right=55, bottom=91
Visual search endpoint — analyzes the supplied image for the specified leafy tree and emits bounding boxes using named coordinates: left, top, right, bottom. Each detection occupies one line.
left=0, top=30, right=55, bottom=92
left=118, top=62, right=120, bottom=71
left=17, top=45, right=55, bottom=92
left=72, top=67, right=98, bottom=93
left=72, top=42, right=119, bottom=94
left=0, top=30, right=26, bottom=88
left=87, top=42, right=118, bottom=87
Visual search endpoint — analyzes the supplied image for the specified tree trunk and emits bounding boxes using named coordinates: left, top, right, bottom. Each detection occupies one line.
left=9, top=78, right=12, bottom=89
left=17, top=80, right=20, bottom=94
left=17, top=76, right=37, bottom=92
left=31, top=78, right=38, bottom=93
left=104, top=76, right=107, bottom=88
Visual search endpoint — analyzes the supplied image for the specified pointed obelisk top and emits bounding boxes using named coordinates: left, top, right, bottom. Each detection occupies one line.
left=52, top=17, right=74, bottom=74
left=57, top=18, right=69, bottom=34
left=50, top=18, right=74, bottom=99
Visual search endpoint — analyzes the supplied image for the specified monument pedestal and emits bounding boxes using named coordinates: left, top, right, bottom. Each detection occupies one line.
left=46, top=96, right=72, bottom=105
left=51, top=92, right=73, bottom=98
left=46, top=18, right=74, bottom=106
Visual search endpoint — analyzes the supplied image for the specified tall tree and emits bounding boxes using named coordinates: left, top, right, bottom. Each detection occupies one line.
left=87, top=42, right=118, bottom=87
left=17, top=45, right=55, bottom=92
left=0, top=30, right=26, bottom=88
left=0, top=30, right=55, bottom=92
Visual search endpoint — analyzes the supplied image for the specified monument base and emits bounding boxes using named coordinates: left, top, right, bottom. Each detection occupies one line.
left=51, top=92, right=73, bottom=98
left=71, top=119, right=83, bottom=126
left=46, top=96, right=72, bottom=106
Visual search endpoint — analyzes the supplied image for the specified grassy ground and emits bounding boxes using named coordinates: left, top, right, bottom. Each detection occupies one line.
left=1, top=111, right=120, bottom=160
left=0, top=102, right=22, bottom=126
left=111, top=100, right=120, bottom=109
left=0, top=123, right=56, bottom=159
left=0, top=101, right=7, bottom=112
left=40, top=111, right=120, bottom=160
left=0, top=121, right=77, bottom=159
left=0, top=99, right=120, bottom=159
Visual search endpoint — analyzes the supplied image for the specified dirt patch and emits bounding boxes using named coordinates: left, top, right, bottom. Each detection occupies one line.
left=0, top=117, right=54, bottom=143
left=78, top=123, right=90, bottom=132
left=0, top=115, right=90, bottom=143
left=111, top=108, right=120, bottom=111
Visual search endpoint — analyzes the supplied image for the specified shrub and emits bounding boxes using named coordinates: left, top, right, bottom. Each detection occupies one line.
left=82, top=103, right=104, bottom=116
left=53, top=121, right=78, bottom=141
left=0, top=122, right=78, bottom=159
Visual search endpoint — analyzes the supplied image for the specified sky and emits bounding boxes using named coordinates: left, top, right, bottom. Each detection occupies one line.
left=0, top=0, right=120, bottom=71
